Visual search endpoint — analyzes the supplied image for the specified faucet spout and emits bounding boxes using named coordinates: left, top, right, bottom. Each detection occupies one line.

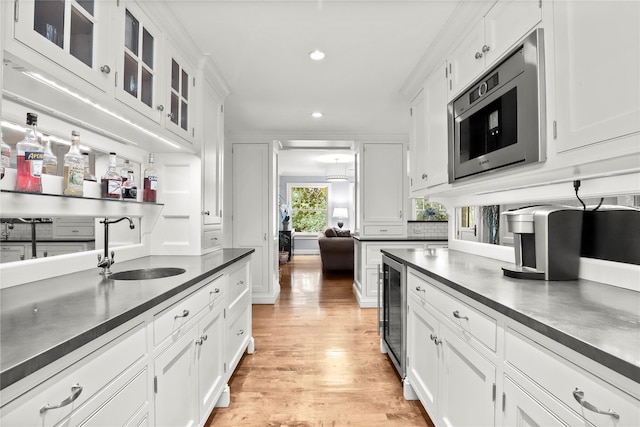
left=98, top=217, right=136, bottom=275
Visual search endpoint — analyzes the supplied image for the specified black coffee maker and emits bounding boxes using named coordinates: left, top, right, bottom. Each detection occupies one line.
left=502, top=205, right=583, bottom=280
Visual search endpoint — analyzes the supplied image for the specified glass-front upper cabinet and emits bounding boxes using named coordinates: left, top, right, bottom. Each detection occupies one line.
left=165, top=42, right=195, bottom=143
left=13, top=0, right=112, bottom=91
left=114, top=1, right=162, bottom=123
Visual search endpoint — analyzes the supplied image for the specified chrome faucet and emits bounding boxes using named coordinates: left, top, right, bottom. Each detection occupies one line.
left=98, top=216, right=135, bottom=275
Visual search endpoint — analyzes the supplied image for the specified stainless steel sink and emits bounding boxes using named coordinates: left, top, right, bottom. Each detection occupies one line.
left=109, top=267, right=186, bottom=281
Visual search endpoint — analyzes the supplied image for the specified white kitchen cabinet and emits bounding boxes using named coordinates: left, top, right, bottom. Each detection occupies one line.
left=424, top=63, right=449, bottom=189
left=353, top=240, right=427, bottom=308
left=114, top=1, right=163, bottom=123
left=52, top=217, right=95, bottom=238
left=553, top=0, right=640, bottom=153
left=164, top=41, right=196, bottom=144
left=12, top=0, right=112, bottom=92
left=153, top=324, right=198, bottom=427
left=0, top=245, right=26, bottom=262
left=232, top=142, right=280, bottom=304
left=196, top=301, right=225, bottom=424
left=447, top=0, right=542, bottom=97
left=406, top=270, right=496, bottom=427
left=201, top=80, right=224, bottom=228
left=0, top=322, right=147, bottom=427
left=356, top=142, right=406, bottom=238
left=409, top=90, right=428, bottom=195
left=504, top=326, right=640, bottom=427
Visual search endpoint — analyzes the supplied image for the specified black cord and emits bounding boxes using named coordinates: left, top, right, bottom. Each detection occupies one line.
left=592, top=197, right=604, bottom=211
left=573, top=180, right=586, bottom=210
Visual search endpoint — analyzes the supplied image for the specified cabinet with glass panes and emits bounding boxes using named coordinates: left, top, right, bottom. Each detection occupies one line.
left=164, top=39, right=196, bottom=143
left=12, top=0, right=112, bottom=92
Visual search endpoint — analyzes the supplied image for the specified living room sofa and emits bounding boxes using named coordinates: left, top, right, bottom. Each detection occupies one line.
left=318, top=227, right=354, bottom=272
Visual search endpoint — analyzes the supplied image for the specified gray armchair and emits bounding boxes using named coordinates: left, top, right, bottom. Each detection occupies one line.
left=318, top=227, right=354, bottom=272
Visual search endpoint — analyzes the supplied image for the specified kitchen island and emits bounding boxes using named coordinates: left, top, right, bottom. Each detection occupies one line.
left=0, top=248, right=254, bottom=426
left=382, top=248, right=639, bottom=427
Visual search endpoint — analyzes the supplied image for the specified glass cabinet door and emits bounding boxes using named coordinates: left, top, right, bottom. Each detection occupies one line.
left=14, top=0, right=110, bottom=91
left=115, top=1, right=162, bottom=123
left=165, top=43, right=195, bottom=143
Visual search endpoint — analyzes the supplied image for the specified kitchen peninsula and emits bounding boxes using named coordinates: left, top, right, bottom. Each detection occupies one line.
left=382, top=247, right=640, bottom=427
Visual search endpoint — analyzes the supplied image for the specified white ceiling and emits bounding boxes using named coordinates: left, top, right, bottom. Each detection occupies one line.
left=169, top=0, right=459, bottom=139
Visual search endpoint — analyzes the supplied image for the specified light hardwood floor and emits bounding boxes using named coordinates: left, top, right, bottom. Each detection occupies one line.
left=207, top=255, right=434, bottom=427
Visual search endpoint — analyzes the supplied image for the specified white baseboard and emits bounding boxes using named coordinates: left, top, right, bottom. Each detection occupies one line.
left=292, top=249, right=320, bottom=255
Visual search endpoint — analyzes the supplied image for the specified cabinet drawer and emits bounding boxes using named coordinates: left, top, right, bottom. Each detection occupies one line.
left=409, top=270, right=497, bottom=351
left=153, top=275, right=224, bottom=347
left=505, top=329, right=640, bottom=427
left=202, top=229, right=222, bottom=250
left=227, top=261, right=249, bottom=309
left=0, top=323, right=146, bottom=426
left=363, top=224, right=405, bottom=236
left=64, top=368, right=148, bottom=427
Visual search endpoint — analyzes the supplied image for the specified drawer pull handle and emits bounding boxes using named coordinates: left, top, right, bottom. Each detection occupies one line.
left=415, top=286, right=422, bottom=292
left=237, top=329, right=245, bottom=336
left=453, top=310, right=469, bottom=321
left=196, top=334, right=208, bottom=345
left=573, top=388, right=620, bottom=420
left=380, top=229, right=388, bottom=232
left=174, top=309, right=190, bottom=320
left=237, top=280, right=244, bottom=285
left=40, top=383, right=83, bottom=413
left=211, top=288, right=220, bottom=296
left=429, top=334, right=441, bottom=345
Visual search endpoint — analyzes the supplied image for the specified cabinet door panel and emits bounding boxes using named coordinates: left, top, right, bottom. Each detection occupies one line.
left=484, top=0, right=541, bottom=66
left=202, top=82, right=223, bottom=226
left=362, top=143, right=404, bottom=223
left=407, top=298, right=440, bottom=419
left=410, top=90, right=428, bottom=194
left=424, top=63, right=449, bottom=188
left=154, top=327, right=197, bottom=427
left=448, top=21, right=485, bottom=97
left=503, top=377, right=575, bottom=427
left=197, top=307, right=225, bottom=421
left=439, top=325, right=496, bottom=427
left=554, top=0, right=640, bottom=152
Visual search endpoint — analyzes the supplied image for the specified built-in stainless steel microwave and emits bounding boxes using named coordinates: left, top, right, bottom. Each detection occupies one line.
left=448, top=28, right=546, bottom=182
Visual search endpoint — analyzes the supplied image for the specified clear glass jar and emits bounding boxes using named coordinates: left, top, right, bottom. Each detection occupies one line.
left=42, top=136, right=58, bottom=175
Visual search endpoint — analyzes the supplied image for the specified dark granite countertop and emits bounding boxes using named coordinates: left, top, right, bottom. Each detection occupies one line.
left=353, top=236, right=448, bottom=242
left=381, top=248, right=640, bottom=383
left=0, top=248, right=254, bottom=390
left=1, top=238, right=96, bottom=243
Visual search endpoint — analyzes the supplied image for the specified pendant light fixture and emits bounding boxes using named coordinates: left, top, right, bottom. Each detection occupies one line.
left=325, top=158, right=347, bottom=182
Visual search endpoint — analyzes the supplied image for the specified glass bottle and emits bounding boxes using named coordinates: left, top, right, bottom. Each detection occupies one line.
left=122, top=170, right=137, bottom=200
left=63, top=131, right=84, bottom=196
left=82, top=153, right=97, bottom=181
left=15, top=112, right=43, bottom=193
left=101, top=152, right=122, bottom=199
left=1, top=134, right=10, bottom=180
left=42, top=136, right=58, bottom=175
left=143, top=153, right=157, bottom=202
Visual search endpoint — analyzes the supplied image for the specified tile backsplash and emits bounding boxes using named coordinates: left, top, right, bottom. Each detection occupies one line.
left=408, top=221, right=448, bottom=240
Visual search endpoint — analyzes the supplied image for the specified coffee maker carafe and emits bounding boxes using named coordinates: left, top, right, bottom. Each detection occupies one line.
left=502, top=205, right=583, bottom=280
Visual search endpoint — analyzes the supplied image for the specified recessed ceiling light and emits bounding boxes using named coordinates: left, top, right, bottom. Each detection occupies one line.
left=309, top=49, right=326, bottom=61
left=311, top=112, right=323, bottom=118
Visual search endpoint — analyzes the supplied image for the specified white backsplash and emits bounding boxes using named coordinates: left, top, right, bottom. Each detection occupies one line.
left=407, top=221, right=448, bottom=240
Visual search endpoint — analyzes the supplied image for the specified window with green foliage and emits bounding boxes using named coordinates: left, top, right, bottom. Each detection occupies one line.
left=289, top=185, right=328, bottom=233
left=415, top=198, right=449, bottom=221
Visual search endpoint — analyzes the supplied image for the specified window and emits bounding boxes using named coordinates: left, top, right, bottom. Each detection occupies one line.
left=288, top=184, right=328, bottom=233
left=415, top=198, right=449, bottom=221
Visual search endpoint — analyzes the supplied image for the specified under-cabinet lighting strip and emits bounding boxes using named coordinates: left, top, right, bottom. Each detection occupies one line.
left=21, top=72, right=182, bottom=150
left=1, top=120, right=91, bottom=151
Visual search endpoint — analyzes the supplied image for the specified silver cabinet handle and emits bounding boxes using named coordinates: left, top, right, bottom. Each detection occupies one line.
left=40, top=384, right=83, bottom=413
left=415, top=286, right=422, bottom=292
left=475, top=51, right=483, bottom=59
left=167, top=112, right=175, bottom=119
left=237, top=280, right=244, bottom=285
left=421, top=173, right=428, bottom=179
left=195, top=334, right=208, bottom=345
left=429, top=334, right=442, bottom=345
left=156, top=105, right=165, bottom=112
left=237, top=329, right=245, bottom=336
left=210, top=288, right=220, bottom=297
left=174, top=309, right=189, bottom=320
left=453, top=310, right=469, bottom=321
left=100, top=65, right=111, bottom=74
left=482, top=44, right=490, bottom=53
left=203, top=211, right=210, bottom=215
left=573, top=388, right=620, bottom=419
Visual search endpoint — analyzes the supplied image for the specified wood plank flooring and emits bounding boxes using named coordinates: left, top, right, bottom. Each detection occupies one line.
left=207, top=255, right=434, bottom=427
